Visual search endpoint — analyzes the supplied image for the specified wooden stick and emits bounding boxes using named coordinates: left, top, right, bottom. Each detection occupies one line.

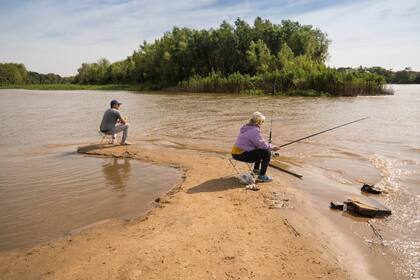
left=368, top=221, right=383, bottom=241
left=269, top=161, right=303, bottom=179
left=283, top=219, right=301, bottom=236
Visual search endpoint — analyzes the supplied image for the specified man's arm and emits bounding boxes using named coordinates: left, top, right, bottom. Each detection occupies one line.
left=116, top=111, right=127, bottom=125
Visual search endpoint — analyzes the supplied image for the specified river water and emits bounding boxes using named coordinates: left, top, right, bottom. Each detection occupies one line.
left=0, top=86, right=418, bottom=278
left=0, top=90, right=182, bottom=250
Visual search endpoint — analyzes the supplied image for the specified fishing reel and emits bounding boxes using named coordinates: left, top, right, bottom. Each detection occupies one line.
left=271, top=151, right=279, bottom=158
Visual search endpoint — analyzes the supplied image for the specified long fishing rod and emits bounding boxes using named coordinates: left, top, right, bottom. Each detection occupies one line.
left=268, top=116, right=368, bottom=179
left=276, top=117, right=369, bottom=148
left=267, top=107, right=303, bottom=179
left=268, top=101, right=274, bottom=144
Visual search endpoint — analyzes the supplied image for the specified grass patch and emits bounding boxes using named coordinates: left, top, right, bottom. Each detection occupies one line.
left=0, top=84, right=148, bottom=91
left=283, top=89, right=331, bottom=97
left=0, top=84, right=333, bottom=97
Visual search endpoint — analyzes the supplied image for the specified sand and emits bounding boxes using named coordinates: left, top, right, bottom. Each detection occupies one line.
left=0, top=143, right=351, bottom=279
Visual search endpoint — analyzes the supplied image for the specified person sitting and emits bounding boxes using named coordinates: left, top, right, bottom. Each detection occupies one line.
left=231, top=112, right=279, bottom=182
left=100, top=99, right=130, bottom=145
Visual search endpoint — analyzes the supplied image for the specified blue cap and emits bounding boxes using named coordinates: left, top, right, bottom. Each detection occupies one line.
left=110, top=99, right=122, bottom=107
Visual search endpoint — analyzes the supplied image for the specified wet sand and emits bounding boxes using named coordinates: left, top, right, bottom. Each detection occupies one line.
left=0, top=143, right=352, bottom=279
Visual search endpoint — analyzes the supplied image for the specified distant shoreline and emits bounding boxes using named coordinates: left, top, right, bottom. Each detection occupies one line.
left=0, top=83, right=394, bottom=96
left=0, top=83, right=145, bottom=91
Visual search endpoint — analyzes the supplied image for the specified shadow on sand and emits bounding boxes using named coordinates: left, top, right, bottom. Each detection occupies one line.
left=187, top=177, right=242, bottom=194
left=77, top=143, right=119, bottom=154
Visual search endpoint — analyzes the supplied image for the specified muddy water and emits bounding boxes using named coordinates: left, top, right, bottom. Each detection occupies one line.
left=0, top=90, right=182, bottom=250
left=0, top=152, right=180, bottom=250
left=0, top=86, right=419, bottom=278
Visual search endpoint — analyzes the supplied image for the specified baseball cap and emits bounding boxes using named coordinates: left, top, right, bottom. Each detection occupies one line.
left=110, top=99, right=122, bottom=107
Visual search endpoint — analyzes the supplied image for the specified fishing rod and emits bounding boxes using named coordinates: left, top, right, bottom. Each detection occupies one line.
left=268, top=101, right=274, bottom=144
left=276, top=117, right=369, bottom=148
left=268, top=116, right=369, bottom=179
left=267, top=108, right=303, bottom=178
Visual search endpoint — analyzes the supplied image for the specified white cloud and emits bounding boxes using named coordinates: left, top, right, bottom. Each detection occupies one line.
left=291, top=0, right=420, bottom=70
left=0, top=0, right=249, bottom=75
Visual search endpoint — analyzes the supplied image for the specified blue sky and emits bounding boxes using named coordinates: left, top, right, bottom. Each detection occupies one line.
left=0, top=0, right=419, bottom=76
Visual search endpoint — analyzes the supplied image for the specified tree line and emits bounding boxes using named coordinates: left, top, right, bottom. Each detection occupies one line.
left=0, top=63, right=69, bottom=85
left=75, top=18, right=330, bottom=85
left=72, top=18, right=391, bottom=95
left=2, top=18, right=418, bottom=95
left=338, top=66, right=420, bottom=84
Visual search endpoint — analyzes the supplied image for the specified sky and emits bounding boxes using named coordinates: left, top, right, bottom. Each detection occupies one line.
left=0, top=0, right=419, bottom=76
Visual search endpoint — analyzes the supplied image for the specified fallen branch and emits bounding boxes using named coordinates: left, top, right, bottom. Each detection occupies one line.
left=283, top=218, right=301, bottom=237
left=368, top=221, right=383, bottom=242
left=269, top=161, right=303, bottom=179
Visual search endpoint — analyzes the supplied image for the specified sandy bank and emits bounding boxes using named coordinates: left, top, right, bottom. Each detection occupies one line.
left=0, top=143, right=350, bottom=279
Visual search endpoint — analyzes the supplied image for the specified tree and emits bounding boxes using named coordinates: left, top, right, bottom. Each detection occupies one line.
left=247, top=39, right=272, bottom=74
left=0, top=63, right=27, bottom=84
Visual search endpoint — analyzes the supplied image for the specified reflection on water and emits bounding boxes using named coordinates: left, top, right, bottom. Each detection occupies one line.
left=0, top=150, right=180, bottom=251
left=0, top=86, right=419, bottom=278
left=102, top=158, right=131, bottom=191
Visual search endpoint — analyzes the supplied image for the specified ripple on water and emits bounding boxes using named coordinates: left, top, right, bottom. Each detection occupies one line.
left=368, top=154, right=420, bottom=279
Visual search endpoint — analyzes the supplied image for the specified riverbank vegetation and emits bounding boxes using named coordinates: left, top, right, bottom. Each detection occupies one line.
left=3, top=18, right=420, bottom=95
left=72, top=18, right=391, bottom=96
left=0, top=63, right=69, bottom=85
left=338, top=66, right=420, bottom=84
left=0, top=83, right=147, bottom=91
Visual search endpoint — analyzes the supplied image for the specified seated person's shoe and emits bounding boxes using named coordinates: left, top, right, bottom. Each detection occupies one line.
left=256, top=175, right=272, bottom=182
left=120, top=141, right=132, bottom=145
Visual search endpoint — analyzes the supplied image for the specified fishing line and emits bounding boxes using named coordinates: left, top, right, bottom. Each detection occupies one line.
left=275, top=117, right=370, bottom=148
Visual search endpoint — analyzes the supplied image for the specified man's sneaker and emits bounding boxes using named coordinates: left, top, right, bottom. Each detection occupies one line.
left=252, top=169, right=260, bottom=175
left=120, top=141, right=132, bottom=146
left=256, top=175, right=273, bottom=182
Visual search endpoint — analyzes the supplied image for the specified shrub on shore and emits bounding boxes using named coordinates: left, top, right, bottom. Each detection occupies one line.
left=177, top=68, right=391, bottom=96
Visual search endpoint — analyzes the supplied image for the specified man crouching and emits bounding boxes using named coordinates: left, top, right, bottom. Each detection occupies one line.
left=100, top=99, right=130, bottom=145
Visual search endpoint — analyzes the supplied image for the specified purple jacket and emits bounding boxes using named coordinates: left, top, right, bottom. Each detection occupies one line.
left=234, top=124, right=273, bottom=152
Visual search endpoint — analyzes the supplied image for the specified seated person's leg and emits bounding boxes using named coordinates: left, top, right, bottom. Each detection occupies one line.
left=110, top=124, right=129, bottom=143
left=253, top=160, right=261, bottom=172
left=233, top=149, right=263, bottom=165
left=233, top=149, right=272, bottom=181
left=258, top=149, right=271, bottom=176
left=121, top=124, right=128, bottom=143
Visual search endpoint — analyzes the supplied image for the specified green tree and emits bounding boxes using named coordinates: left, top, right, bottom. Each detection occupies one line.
left=247, top=39, right=272, bottom=74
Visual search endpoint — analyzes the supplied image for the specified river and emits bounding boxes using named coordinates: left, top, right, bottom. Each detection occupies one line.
left=0, top=85, right=418, bottom=279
